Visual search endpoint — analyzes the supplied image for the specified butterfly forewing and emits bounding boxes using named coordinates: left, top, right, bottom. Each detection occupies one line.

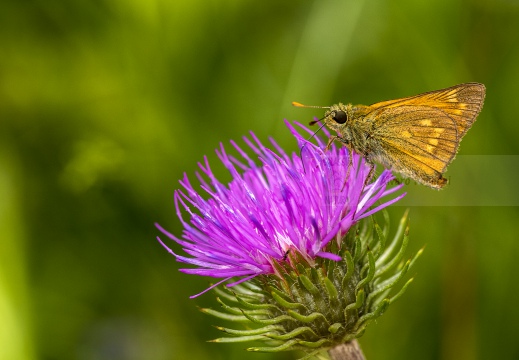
left=369, top=83, right=485, bottom=139
left=370, top=106, right=461, bottom=187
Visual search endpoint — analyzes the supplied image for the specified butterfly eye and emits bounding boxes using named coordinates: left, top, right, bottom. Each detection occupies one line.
left=332, top=110, right=348, bottom=124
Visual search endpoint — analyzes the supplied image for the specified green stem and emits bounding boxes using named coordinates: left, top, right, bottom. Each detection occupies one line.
left=328, top=340, right=365, bottom=360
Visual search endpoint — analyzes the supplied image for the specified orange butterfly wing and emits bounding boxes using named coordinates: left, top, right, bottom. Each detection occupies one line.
left=369, top=83, right=485, bottom=139
left=365, top=83, right=485, bottom=188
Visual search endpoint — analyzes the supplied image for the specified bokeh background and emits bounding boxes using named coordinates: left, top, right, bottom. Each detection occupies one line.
left=2, top=0, right=519, bottom=359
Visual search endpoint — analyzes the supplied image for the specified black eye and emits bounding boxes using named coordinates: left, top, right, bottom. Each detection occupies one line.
left=332, top=110, right=348, bottom=124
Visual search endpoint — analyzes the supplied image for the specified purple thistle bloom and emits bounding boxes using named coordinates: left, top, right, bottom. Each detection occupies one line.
left=156, top=120, right=405, bottom=298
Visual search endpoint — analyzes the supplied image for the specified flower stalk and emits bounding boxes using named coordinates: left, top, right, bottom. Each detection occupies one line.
left=328, top=340, right=365, bottom=360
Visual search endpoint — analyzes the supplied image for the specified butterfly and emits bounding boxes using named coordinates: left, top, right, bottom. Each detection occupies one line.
left=293, top=83, right=486, bottom=189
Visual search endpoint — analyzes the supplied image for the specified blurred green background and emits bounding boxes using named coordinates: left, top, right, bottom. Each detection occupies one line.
left=1, top=0, right=519, bottom=359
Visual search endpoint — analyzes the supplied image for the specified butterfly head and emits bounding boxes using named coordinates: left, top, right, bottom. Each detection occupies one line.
left=323, top=103, right=352, bottom=133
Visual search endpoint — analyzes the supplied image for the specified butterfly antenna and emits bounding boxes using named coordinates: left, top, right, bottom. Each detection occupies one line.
left=292, top=102, right=330, bottom=109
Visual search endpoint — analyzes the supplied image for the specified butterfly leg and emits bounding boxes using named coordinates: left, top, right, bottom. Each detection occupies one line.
left=357, top=149, right=377, bottom=187
left=363, top=163, right=376, bottom=188
left=326, top=135, right=352, bottom=151
left=325, top=136, right=339, bottom=151
left=340, top=148, right=355, bottom=192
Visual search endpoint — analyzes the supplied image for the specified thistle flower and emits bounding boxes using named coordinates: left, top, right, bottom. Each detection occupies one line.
left=157, top=121, right=421, bottom=357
